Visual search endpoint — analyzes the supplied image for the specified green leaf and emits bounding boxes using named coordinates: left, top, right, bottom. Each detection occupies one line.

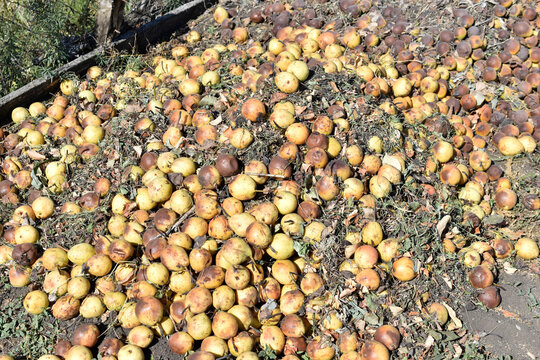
left=293, top=240, right=311, bottom=258
left=427, top=329, right=443, bottom=341
left=30, top=169, right=43, bottom=190
left=442, top=331, right=460, bottom=342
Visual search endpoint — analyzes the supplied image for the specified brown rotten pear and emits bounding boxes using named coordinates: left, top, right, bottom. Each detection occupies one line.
left=316, top=176, right=340, bottom=201
left=374, top=325, right=401, bottom=351
left=494, top=188, right=517, bottom=210
left=12, top=243, right=39, bottom=266
left=242, top=98, right=266, bottom=122
left=468, top=266, right=494, bottom=288
left=169, top=332, right=195, bottom=355
left=268, top=156, right=292, bottom=178
left=72, top=324, right=100, bottom=348
left=477, top=286, right=501, bottom=309
left=215, top=154, right=240, bottom=177
left=361, top=340, right=389, bottom=360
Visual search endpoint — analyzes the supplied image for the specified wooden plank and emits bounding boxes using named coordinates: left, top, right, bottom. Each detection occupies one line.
left=0, top=0, right=214, bottom=123
left=96, top=0, right=125, bottom=45
left=0, top=47, right=105, bottom=122
left=132, top=0, right=210, bottom=53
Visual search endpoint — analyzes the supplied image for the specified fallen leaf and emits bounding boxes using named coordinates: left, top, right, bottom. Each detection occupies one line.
left=321, top=225, right=335, bottom=240
left=443, top=303, right=462, bottom=328
left=219, top=93, right=230, bottom=106
left=50, top=148, right=61, bottom=158
left=294, top=105, right=307, bottom=115
left=382, top=154, right=404, bottom=172
left=389, top=305, right=403, bottom=316
left=503, top=262, right=518, bottom=274
left=344, top=243, right=359, bottom=258
left=199, top=95, right=218, bottom=107
left=354, top=319, right=366, bottom=332
left=424, top=335, right=435, bottom=348
left=362, top=207, right=376, bottom=220
left=124, top=102, right=144, bottom=113
left=339, top=286, right=356, bottom=299
left=497, top=308, right=519, bottom=318
left=499, top=227, right=523, bottom=240
left=26, top=150, right=46, bottom=161
left=122, top=201, right=137, bottom=218
left=483, top=214, right=506, bottom=227
left=344, top=210, right=358, bottom=227
left=210, top=115, right=223, bottom=125
left=453, top=344, right=463, bottom=358
left=133, top=145, right=143, bottom=158
left=437, top=215, right=451, bottom=238
left=471, top=91, right=485, bottom=106
left=441, top=274, right=453, bottom=289
left=270, top=92, right=288, bottom=103
left=364, top=312, right=379, bottom=325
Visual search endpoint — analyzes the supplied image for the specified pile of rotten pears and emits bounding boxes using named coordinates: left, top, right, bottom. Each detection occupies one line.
left=1, top=0, right=540, bottom=359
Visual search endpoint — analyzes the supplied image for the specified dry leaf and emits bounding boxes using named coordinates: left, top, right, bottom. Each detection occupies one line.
left=424, top=335, right=435, bottom=348
left=122, top=201, right=137, bottom=218
left=339, top=286, right=356, bottom=299
left=124, top=102, right=144, bottom=113
left=26, top=150, right=46, bottom=161
left=453, top=344, right=463, bottom=358
left=295, top=105, right=307, bottom=115
left=354, top=319, right=366, bottom=332
left=133, top=145, right=143, bottom=158
left=382, top=154, right=404, bottom=172
left=442, top=274, right=453, bottom=289
left=503, top=262, right=518, bottom=274
left=344, top=209, right=358, bottom=227
left=209, top=115, right=223, bottom=126
left=362, top=206, right=376, bottom=220
left=500, top=227, right=523, bottom=240
left=219, top=93, right=230, bottom=106
left=344, top=243, right=359, bottom=258
left=270, top=92, right=288, bottom=103
left=443, top=303, right=462, bottom=328
left=437, top=215, right=451, bottom=238
left=50, top=148, right=61, bottom=158
left=389, top=305, right=403, bottom=316
left=329, top=81, right=340, bottom=92
left=321, top=225, right=335, bottom=240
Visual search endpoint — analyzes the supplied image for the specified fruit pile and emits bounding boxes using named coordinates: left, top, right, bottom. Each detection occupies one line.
left=0, top=0, right=539, bottom=359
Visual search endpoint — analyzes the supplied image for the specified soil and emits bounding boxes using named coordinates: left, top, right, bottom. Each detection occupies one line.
left=465, top=270, right=540, bottom=359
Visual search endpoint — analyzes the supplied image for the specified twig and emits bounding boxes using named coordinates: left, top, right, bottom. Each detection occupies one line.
left=166, top=205, right=195, bottom=235
left=244, top=172, right=285, bottom=179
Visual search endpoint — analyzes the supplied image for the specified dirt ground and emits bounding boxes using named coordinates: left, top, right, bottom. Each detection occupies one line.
left=465, top=271, right=540, bottom=359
